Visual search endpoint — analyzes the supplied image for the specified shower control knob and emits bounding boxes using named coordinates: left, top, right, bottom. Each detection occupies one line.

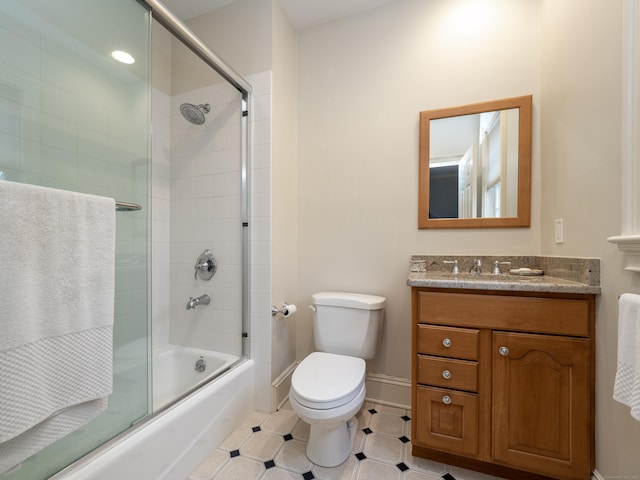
left=194, top=249, right=217, bottom=280
left=442, top=370, right=451, bottom=380
left=442, top=395, right=452, bottom=405
left=442, top=338, right=452, bottom=348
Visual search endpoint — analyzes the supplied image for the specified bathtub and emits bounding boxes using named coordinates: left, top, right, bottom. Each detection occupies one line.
left=53, top=354, right=254, bottom=480
left=152, top=344, right=239, bottom=411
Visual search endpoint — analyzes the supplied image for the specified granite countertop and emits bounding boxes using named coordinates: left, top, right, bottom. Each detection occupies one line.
left=407, top=255, right=601, bottom=295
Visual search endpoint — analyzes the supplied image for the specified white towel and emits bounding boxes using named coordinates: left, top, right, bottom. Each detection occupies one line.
left=614, top=293, right=640, bottom=421
left=0, top=180, right=115, bottom=472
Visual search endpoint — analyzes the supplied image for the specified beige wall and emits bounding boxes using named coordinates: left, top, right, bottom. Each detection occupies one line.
left=185, top=0, right=272, bottom=79
left=296, top=0, right=541, bottom=380
left=174, top=0, right=640, bottom=471
left=540, top=0, right=640, bottom=477
left=270, top=0, right=298, bottom=380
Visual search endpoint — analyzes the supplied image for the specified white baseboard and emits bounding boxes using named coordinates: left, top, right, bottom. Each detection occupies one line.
left=592, top=470, right=605, bottom=480
left=272, top=362, right=297, bottom=411
left=365, top=373, right=411, bottom=409
left=272, top=364, right=411, bottom=411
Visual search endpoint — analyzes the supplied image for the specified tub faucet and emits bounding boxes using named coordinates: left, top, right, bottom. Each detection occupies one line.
left=469, top=258, right=482, bottom=274
left=186, top=294, right=211, bottom=310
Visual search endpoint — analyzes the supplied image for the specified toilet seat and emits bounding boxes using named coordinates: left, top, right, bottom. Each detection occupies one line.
left=291, top=352, right=365, bottom=410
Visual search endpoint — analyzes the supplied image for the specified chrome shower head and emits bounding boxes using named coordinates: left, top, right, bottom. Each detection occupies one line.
left=180, top=103, right=210, bottom=125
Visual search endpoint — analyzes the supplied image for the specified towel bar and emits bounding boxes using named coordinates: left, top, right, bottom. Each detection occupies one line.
left=115, top=201, right=142, bottom=212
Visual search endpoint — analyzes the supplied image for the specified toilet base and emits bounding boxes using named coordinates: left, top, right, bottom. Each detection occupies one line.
left=306, top=417, right=358, bottom=467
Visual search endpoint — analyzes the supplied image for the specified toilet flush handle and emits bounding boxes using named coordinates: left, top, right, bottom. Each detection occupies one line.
left=309, top=305, right=317, bottom=313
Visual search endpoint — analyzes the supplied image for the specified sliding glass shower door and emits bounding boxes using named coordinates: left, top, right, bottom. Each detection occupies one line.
left=0, top=1, right=151, bottom=478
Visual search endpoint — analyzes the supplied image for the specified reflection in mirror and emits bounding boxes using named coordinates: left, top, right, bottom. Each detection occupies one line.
left=419, top=96, right=532, bottom=229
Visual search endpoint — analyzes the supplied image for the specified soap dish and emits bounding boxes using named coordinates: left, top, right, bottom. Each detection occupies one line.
left=509, top=268, right=544, bottom=276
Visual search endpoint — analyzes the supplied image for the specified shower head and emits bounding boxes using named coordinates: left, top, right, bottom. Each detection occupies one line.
left=180, top=103, right=210, bottom=125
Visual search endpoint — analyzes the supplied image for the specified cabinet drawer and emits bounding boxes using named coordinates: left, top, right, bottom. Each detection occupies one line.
left=416, top=324, right=479, bottom=360
left=414, top=385, right=478, bottom=457
left=417, top=355, right=478, bottom=392
left=418, top=291, right=591, bottom=336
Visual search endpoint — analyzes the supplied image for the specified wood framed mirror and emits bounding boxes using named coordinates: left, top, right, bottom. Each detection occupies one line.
left=418, top=95, right=532, bottom=229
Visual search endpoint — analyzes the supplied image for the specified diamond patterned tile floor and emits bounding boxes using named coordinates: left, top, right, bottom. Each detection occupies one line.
left=186, top=400, right=508, bottom=480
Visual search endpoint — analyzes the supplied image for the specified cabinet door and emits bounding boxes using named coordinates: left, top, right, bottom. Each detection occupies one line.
left=415, top=386, right=478, bottom=457
left=492, top=332, right=591, bottom=479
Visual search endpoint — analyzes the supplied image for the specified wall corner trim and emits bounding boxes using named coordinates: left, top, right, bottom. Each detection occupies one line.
left=608, top=235, right=640, bottom=271
left=609, top=1, right=640, bottom=272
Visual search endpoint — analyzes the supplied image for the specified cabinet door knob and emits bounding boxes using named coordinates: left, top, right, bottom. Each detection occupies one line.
left=442, top=338, right=452, bottom=348
left=499, top=346, right=510, bottom=356
left=442, top=369, right=451, bottom=379
left=442, top=395, right=452, bottom=405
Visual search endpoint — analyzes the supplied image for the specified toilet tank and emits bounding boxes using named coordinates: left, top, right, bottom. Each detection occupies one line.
left=312, top=292, right=386, bottom=360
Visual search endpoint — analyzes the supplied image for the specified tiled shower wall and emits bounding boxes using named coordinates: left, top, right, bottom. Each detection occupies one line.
left=150, top=68, right=274, bottom=407
left=151, top=85, right=171, bottom=349
left=246, top=70, right=273, bottom=412
left=151, top=81, right=245, bottom=356
left=168, top=82, right=244, bottom=356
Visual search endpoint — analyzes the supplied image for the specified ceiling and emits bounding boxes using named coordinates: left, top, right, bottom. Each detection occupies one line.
left=160, top=0, right=399, bottom=30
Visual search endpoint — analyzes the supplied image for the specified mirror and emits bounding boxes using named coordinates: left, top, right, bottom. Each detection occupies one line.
left=419, top=95, right=532, bottom=228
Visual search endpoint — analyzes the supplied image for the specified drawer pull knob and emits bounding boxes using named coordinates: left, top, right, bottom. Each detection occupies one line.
left=442, top=369, right=451, bottom=379
left=442, top=395, right=452, bottom=405
left=499, top=346, right=510, bottom=356
left=442, top=338, right=452, bottom=348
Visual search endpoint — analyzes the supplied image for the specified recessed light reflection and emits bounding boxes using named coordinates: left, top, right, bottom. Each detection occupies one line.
left=111, top=50, right=135, bottom=64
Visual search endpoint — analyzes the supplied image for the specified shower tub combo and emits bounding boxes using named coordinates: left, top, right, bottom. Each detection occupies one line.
left=47, top=0, right=253, bottom=478
left=0, top=0, right=254, bottom=476
left=57, top=356, right=254, bottom=480
left=54, top=2, right=257, bottom=478
left=152, top=345, right=238, bottom=410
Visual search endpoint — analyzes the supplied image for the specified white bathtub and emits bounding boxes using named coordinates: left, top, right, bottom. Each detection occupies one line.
left=54, top=357, right=254, bottom=480
left=152, top=344, right=239, bottom=411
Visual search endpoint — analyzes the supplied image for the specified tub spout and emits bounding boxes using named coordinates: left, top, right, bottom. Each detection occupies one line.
left=186, top=294, right=211, bottom=310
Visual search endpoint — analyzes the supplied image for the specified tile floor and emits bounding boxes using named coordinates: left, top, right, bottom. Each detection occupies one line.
left=186, top=400, right=507, bottom=480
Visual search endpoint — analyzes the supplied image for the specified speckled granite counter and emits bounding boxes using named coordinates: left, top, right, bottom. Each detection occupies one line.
left=407, top=255, right=601, bottom=294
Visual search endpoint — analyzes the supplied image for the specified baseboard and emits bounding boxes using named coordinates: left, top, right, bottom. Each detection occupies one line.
left=365, top=373, right=411, bottom=409
left=273, top=364, right=411, bottom=411
left=272, top=361, right=297, bottom=411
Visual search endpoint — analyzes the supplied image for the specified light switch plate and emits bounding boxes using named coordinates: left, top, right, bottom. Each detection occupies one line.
left=554, top=219, right=564, bottom=244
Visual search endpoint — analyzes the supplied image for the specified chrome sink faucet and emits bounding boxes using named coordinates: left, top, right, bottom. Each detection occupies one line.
left=469, top=258, right=482, bottom=274
left=492, top=260, right=512, bottom=275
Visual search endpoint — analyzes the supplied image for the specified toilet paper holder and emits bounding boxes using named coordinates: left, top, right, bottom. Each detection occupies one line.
left=271, top=302, right=297, bottom=317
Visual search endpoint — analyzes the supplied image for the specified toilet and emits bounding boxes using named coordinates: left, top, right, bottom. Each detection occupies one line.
left=289, top=292, right=386, bottom=467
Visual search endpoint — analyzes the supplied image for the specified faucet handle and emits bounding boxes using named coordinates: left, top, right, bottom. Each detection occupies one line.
left=443, top=260, right=460, bottom=274
left=194, top=249, right=217, bottom=280
left=492, top=261, right=512, bottom=275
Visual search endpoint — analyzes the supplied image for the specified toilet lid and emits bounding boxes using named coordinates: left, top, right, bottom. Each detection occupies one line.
left=291, top=352, right=365, bottom=409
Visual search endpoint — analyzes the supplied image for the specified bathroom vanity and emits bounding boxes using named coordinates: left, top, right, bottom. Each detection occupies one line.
left=408, top=256, right=600, bottom=480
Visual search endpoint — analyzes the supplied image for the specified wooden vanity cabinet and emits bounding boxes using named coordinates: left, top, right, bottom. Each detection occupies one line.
left=411, top=288, right=596, bottom=480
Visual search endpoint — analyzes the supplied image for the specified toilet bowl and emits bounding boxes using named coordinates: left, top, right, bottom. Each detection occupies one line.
left=289, top=292, right=385, bottom=467
left=289, top=352, right=366, bottom=467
